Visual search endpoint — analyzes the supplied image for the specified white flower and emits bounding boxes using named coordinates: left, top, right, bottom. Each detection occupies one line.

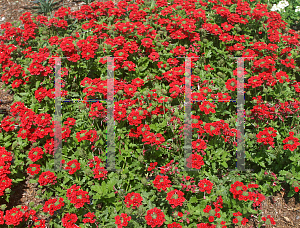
left=271, top=0, right=289, bottom=11
left=296, top=6, right=300, bottom=12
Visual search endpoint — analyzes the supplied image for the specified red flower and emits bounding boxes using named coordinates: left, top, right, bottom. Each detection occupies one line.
left=153, top=175, right=172, bottom=192
left=43, top=198, right=64, bottom=216
left=232, top=218, right=239, bottom=224
left=83, top=212, right=96, bottom=224
left=186, top=153, right=205, bottom=169
left=131, top=77, right=144, bottom=87
left=166, top=189, right=186, bottom=208
left=168, top=222, right=182, bottom=228
left=66, top=184, right=90, bottom=209
left=65, top=159, right=81, bottom=175
left=225, top=78, right=237, bottom=91
left=145, top=208, right=166, bottom=228
left=283, top=132, right=300, bottom=151
left=38, top=171, right=57, bottom=186
left=115, top=213, right=131, bottom=228
left=124, top=192, right=143, bottom=209
left=149, top=51, right=160, bottom=61
left=198, top=179, right=214, bottom=194
left=122, top=61, right=136, bottom=71
left=62, top=213, right=78, bottom=228
left=141, top=38, right=154, bottom=48
left=256, top=127, right=277, bottom=148
left=27, top=164, right=41, bottom=175
left=295, top=187, right=299, bottom=192
left=4, top=208, right=24, bottom=226
left=28, top=147, right=44, bottom=162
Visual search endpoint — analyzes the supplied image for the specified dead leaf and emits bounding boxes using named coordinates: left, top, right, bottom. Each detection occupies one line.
left=288, top=206, right=300, bottom=211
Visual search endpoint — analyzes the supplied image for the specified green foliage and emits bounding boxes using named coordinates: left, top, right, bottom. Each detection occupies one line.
left=28, top=0, right=63, bottom=16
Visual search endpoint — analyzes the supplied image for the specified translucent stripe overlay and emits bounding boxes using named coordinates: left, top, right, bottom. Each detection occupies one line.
left=229, top=57, right=254, bottom=172
left=54, top=57, right=62, bottom=171
left=106, top=57, right=116, bottom=171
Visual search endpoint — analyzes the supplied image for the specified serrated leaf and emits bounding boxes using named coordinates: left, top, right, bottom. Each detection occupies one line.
left=189, top=196, right=198, bottom=203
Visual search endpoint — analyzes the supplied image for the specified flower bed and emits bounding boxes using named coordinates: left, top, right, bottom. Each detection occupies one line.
left=0, top=0, right=300, bottom=227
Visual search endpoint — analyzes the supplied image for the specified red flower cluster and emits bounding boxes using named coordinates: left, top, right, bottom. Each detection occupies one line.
left=198, top=179, right=213, bottom=194
left=145, top=207, right=166, bottom=228
left=28, top=147, right=44, bottom=162
left=1, top=205, right=37, bottom=226
left=115, top=213, right=131, bottom=228
left=261, top=215, right=276, bottom=225
left=147, top=162, right=158, bottom=172
left=38, top=171, right=57, bottom=186
left=232, top=211, right=249, bottom=226
left=43, top=197, right=65, bottom=216
left=77, top=35, right=99, bottom=60
left=75, top=129, right=98, bottom=143
left=64, top=159, right=81, bottom=175
left=166, top=189, right=186, bottom=208
left=124, top=192, right=143, bottom=209
left=230, top=181, right=266, bottom=208
left=283, top=131, right=300, bottom=152
left=88, top=102, right=107, bottom=120
left=256, top=127, right=277, bottom=148
left=27, top=164, right=41, bottom=175
left=88, top=156, right=108, bottom=180
left=181, top=175, right=198, bottom=193
left=153, top=175, right=172, bottom=192
left=225, top=78, right=237, bottom=91
left=83, top=212, right=96, bottom=224
left=62, top=213, right=78, bottom=228
left=202, top=196, right=224, bottom=226
left=66, top=184, right=90, bottom=209
left=186, top=153, right=205, bottom=169
left=168, top=222, right=182, bottom=228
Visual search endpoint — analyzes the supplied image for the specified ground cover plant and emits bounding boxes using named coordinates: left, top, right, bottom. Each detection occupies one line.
left=0, top=0, right=300, bottom=227
left=261, top=0, right=300, bottom=31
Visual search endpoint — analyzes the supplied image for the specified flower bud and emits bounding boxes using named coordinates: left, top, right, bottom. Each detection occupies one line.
left=79, top=103, right=86, bottom=110
left=285, top=172, right=293, bottom=179
left=138, top=155, right=144, bottom=162
left=209, top=210, right=215, bottom=216
left=141, top=177, right=148, bottom=185
left=263, top=87, right=268, bottom=93
left=124, top=208, right=131, bottom=214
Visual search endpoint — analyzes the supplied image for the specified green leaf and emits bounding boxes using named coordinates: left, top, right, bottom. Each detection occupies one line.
left=222, top=161, right=228, bottom=168
left=106, top=192, right=115, bottom=198
left=190, top=196, right=198, bottom=203
left=11, top=141, right=18, bottom=150
left=4, top=142, right=12, bottom=148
